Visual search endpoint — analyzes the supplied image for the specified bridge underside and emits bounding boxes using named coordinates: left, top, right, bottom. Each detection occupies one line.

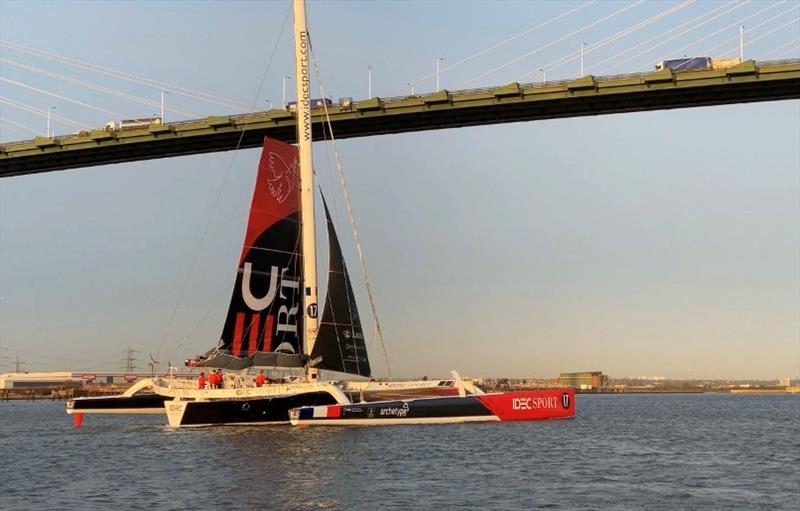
left=1, top=60, right=798, bottom=177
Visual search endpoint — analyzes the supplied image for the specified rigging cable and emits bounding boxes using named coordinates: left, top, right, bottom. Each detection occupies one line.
left=310, top=47, right=393, bottom=378
left=316, top=110, right=352, bottom=377
left=155, top=0, right=294, bottom=363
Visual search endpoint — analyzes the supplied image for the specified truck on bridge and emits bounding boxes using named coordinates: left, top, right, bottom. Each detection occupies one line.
left=656, top=57, right=742, bottom=72
left=102, top=117, right=163, bottom=132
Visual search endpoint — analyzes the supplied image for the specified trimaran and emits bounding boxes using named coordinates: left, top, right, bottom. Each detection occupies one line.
left=67, top=0, right=574, bottom=428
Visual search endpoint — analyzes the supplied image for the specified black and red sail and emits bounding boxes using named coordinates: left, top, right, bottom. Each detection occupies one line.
left=193, top=137, right=372, bottom=376
left=197, top=137, right=304, bottom=370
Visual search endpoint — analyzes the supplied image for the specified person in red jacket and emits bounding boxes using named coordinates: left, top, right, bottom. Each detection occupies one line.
left=198, top=372, right=206, bottom=390
left=255, top=370, right=266, bottom=387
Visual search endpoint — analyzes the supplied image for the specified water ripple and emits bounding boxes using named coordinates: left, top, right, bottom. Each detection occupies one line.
left=1, top=394, right=798, bottom=510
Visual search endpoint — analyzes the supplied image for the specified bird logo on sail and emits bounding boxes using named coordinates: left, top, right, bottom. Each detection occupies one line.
left=266, top=151, right=297, bottom=204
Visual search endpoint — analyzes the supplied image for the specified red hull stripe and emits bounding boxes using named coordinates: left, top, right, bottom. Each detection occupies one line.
left=476, top=389, right=575, bottom=421
left=248, top=314, right=260, bottom=356
left=232, top=313, right=245, bottom=356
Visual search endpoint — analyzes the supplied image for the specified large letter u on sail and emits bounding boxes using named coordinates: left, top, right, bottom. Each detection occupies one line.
left=242, top=262, right=279, bottom=312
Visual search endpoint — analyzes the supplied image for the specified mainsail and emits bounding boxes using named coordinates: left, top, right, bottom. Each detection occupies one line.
left=194, top=137, right=370, bottom=375
left=197, top=138, right=304, bottom=370
left=312, top=197, right=371, bottom=377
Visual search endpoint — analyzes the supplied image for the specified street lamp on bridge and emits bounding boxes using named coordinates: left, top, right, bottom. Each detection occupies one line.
left=46, top=106, right=55, bottom=138
left=436, top=57, right=444, bottom=91
left=283, top=75, right=291, bottom=106
left=580, top=42, right=587, bottom=77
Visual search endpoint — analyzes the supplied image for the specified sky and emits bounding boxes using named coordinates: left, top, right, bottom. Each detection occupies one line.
left=0, top=1, right=798, bottom=380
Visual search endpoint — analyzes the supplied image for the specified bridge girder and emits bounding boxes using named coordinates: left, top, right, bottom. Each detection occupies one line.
left=1, top=60, right=798, bottom=177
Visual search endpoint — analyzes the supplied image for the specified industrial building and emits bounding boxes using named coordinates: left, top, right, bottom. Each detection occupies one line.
left=558, top=371, right=608, bottom=390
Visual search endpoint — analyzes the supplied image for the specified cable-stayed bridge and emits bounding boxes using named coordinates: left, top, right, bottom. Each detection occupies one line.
left=1, top=59, right=799, bottom=177
left=1, top=1, right=799, bottom=177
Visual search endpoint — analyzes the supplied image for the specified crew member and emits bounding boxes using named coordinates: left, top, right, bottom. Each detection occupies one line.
left=198, top=372, right=206, bottom=390
left=255, top=370, right=266, bottom=387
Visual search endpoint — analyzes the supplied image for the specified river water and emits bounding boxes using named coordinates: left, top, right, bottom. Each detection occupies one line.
left=1, top=394, right=798, bottom=510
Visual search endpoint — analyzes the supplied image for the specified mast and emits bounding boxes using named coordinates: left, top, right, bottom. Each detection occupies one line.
left=293, top=0, right=319, bottom=379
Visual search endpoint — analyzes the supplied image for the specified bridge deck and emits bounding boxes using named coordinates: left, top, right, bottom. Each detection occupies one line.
left=1, top=59, right=798, bottom=177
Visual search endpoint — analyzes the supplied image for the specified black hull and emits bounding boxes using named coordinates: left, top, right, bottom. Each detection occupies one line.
left=296, top=396, right=494, bottom=423
left=68, top=393, right=169, bottom=413
left=291, top=389, right=577, bottom=426
left=175, top=392, right=338, bottom=426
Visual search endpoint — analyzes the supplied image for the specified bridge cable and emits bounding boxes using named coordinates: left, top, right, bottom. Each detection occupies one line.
left=764, top=37, right=800, bottom=59
left=157, top=0, right=294, bottom=364
left=715, top=16, right=800, bottom=58
left=588, top=0, right=742, bottom=74
left=0, top=117, right=38, bottom=135
left=646, top=1, right=788, bottom=72
left=0, top=40, right=249, bottom=112
left=600, top=0, right=752, bottom=74
left=0, top=77, right=126, bottom=120
left=0, top=97, right=91, bottom=130
left=701, top=5, right=800, bottom=56
left=1, top=58, right=200, bottom=118
left=0, top=123, right=28, bottom=140
left=458, top=0, right=646, bottom=88
left=517, top=0, right=695, bottom=82
left=772, top=42, right=800, bottom=59
left=0, top=119, right=39, bottom=140
left=394, top=0, right=596, bottom=95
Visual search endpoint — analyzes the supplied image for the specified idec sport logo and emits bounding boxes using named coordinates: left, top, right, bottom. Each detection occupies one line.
left=512, top=396, right=560, bottom=410
left=266, top=151, right=297, bottom=204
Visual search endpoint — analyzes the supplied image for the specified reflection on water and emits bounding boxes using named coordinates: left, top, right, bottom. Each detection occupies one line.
left=1, top=395, right=798, bottom=510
